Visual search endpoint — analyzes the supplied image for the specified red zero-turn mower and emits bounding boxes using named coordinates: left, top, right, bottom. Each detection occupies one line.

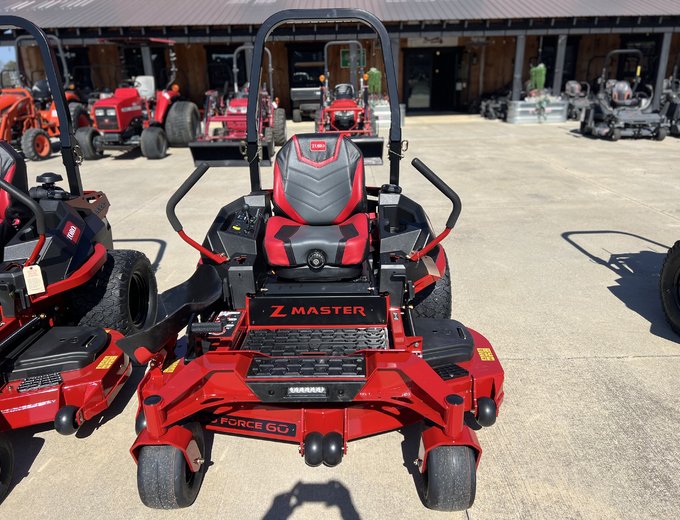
left=0, top=16, right=158, bottom=503
left=189, top=44, right=287, bottom=166
left=316, top=40, right=384, bottom=165
left=119, top=9, right=504, bottom=512
left=76, top=38, right=200, bottom=160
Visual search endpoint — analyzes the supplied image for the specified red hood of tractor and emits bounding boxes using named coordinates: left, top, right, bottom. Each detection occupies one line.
left=92, top=87, right=141, bottom=109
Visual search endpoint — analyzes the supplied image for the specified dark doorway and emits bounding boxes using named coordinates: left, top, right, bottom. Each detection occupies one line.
left=404, top=47, right=461, bottom=111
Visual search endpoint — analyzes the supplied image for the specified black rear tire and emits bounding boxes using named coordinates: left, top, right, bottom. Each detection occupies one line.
left=21, top=128, right=51, bottom=161
left=164, top=101, right=200, bottom=147
left=660, top=241, right=680, bottom=335
left=292, top=108, right=302, bottom=123
left=0, top=432, right=13, bottom=505
left=69, top=102, right=90, bottom=129
left=411, top=260, right=452, bottom=319
left=141, top=126, right=168, bottom=159
left=75, top=126, right=103, bottom=160
left=137, top=422, right=206, bottom=509
left=273, top=108, right=287, bottom=146
left=264, top=127, right=275, bottom=159
left=423, top=445, right=476, bottom=512
left=68, top=249, right=157, bottom=336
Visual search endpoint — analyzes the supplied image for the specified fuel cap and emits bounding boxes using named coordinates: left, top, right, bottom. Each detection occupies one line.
left=307, top=250, right=326, bottom=269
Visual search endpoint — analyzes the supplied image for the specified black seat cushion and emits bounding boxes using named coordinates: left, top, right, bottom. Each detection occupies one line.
left=415, top=318, right=474, bottom=365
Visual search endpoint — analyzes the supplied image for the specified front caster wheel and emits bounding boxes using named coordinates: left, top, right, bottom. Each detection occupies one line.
left=0, top=432, right=14, bottom=504
left=137, top=422, right=206, bottom=509
left=54, top=405, right=79, bottom=435
left=423, top=445, right=476, bottom=512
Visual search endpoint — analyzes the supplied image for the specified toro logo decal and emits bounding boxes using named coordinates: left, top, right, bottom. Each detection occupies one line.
left=310, top=140, right=327, bottom=152
left=211, top=414, right=296, bottom=437
left=269, top=305, right=366, bottom=317
left=62, top=221, right=81, bottom=244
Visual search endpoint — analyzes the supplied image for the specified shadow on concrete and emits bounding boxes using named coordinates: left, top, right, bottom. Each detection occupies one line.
left=4, top=424, right=49, bottom=497
left=400, top=423, right=425, bottom=503
left=262, top=480, right=361, bottom=520
left=75, top=365, right=146, bottom=438
left=111, top=148, right=143, bottom=160
left=112, top=238, right=167, bottom=271
left=562, top=230, right=675, bottom=341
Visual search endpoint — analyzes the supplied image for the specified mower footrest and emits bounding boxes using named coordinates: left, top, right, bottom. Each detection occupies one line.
left=248, top=356, right=365, bottom=378
left=242, top=327, right=387, bottom=356
left=17, top=372, right=63, bottom=392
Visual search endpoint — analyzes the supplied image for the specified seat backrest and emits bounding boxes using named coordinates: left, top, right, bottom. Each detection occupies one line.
left=0, top=141, right=29, bottom=227
left=612, top=81, right=632, bottom=102
left=135, top=75, right=156, bottom=99
left=333, top=83, right=355, bottom=100
left=273, top=134, right=366, bottom=225
left=564, top=80, right=582, bottom=97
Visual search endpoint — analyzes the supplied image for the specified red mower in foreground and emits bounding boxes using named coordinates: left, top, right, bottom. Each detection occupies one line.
left=189, top=44, right=286, bottom=166
left=0, top=16, right=158, bottom=503
left=120, top=9, right=503, bottom=512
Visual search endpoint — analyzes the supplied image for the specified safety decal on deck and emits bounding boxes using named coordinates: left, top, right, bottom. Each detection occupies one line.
left=477, top=348, right=495, bottom=361
left=163, top=359, right=181, bottom=373
left=96, top=355, right=118, bottom=369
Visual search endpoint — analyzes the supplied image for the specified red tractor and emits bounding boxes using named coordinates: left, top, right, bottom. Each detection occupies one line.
left=189, top=44, right=286, bottom=166
left=316, top=40, right=384, bottom=164
left=76, top=39, right=200, bottom=160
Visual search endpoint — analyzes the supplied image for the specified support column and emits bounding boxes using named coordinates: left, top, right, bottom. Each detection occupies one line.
left=653, top=31, right=672, bottom=111
left=512, top=34, right=526, bottom=101
left=141, top=46, right=153, bottom=76
left=552, top=34, right=568, bottom=93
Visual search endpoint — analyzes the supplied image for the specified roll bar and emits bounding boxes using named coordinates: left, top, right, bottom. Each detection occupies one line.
left=600, top=49, right=644, bottom=94
left=16, top=34, right=71, bottom=86
left=233, top=45, right=273, bottom=97
left=323, top=40, right=364, bottom=92
left=0, top=16, right=83, bottom=196
left=247, top=9, right=402, bottom=189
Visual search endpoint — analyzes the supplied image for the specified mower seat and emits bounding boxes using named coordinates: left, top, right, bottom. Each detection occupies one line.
left=612, top=81, right=640, bottom=107
left=264, top=134, right=368, bottom=280
left=0, top=142, right=30, bottom=249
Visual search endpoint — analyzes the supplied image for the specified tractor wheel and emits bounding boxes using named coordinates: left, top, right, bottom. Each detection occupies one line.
left=292, top=108, right=302, bottom=123
left=137, top=422, right=206, bottom=509
left=411, top=260, right=452, bottom=319
left=609, top=128, right=621, bottom=141
left=264, top=127, right=275, bottom=157
left=164, top=101, right=200, bottom=147
left=0, top=432, right=13, bottom=505
left=422, top=445, right=476, bottom=512
left=68, top=250, right=157, bottom=336
left=141, top=126, right=169, bottom=159
left=655, top=127, right=668, bottom=141
left=21, top=128, right=51, bottom=161
left=69, top=102, right=91, bottom=128
left=660, top=241, right=680, bottom=335
left=273, top=108, right=287, bottom=146
left=75, top=126, right=103, bottom=160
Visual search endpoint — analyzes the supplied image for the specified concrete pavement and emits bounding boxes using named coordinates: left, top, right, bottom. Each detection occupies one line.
left=2, top=115, right=680, bottom=519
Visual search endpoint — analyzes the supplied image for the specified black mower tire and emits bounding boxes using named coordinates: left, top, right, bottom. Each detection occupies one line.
left=69, top=102, right=90, bottom=129
left=609, top=128, right=621, bottom=141
left=292, top=108, right=302, bottom=123
left=165, top=101, right=200, bottom=147
left=660, top=241, right=680, bottom=335
left=423, top=445, right=476, bottom=512
left=75, top=126, right=103, bottom=160
left=411, top=261, right=452, bottom=319
left=273, top=108, right=287, bottom=146
left=69, top=249, right=157, bottom=336
left=21, top=128, right=51, bottom=161
left=141, top=126, right=169, bottom=159
left=655, top=127, right=668, bottom=141
left=0, top=432, right=13, bottom=504
left=137, top=422, right=206, bottom=509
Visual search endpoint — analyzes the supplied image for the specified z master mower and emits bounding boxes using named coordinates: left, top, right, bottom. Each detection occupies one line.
left=0, top=16, right=159, bottom=503
left=118, top=9, right=504, bottom=513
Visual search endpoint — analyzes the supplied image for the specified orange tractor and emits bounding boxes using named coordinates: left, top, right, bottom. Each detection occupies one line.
left=0, top=35, right=90, bottom=160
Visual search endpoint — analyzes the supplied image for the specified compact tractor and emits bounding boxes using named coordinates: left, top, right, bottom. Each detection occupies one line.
left=316, top=40, right=384, bottom=164
left=76, top=39, right=200, bottom=160
left=0, top=16, right=159, bottom=503
left=189, top=44, right=286, bottom=166
left=580, top=49, right=669, bottom=140
left=118, top=9, right=504, bottom=513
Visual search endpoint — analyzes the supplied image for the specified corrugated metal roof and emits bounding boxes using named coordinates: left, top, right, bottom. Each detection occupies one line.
left=1, top=0, right=680, bottom=28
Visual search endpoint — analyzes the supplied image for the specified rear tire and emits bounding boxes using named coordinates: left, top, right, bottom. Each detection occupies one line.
left=21, top=128, right=51, bottom=161
left=75, top=126, right=103, bottom=160
left=137, top=422, right=206, bottom=509
left=273, top=108, right=287, bottom=146
left=660, top=241, right=680, bottom=335
left=423, top=445, right=476, bottom=512
left=292, top=108, right=302, bottom=123
left=69, top=102, right=91, bottom=128
left=264, top=127, right=275, bottom=160
left=411, top=260, right=452, bottom=319
left=141, top=126, right=168, bottom=159
left=164, top=101, right=200, bottom=147
left=0, top=432, right=13, bottom=504
left=68, top=250, right=157, bottom=336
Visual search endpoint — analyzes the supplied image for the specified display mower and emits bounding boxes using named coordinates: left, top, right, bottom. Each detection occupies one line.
left=119, top=9, right=504, bottom=512
left=0, top=16, right=158, bottom=503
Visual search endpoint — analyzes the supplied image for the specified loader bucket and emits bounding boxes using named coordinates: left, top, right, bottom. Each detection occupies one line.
left=351, top=136, right=384, bottom=165
left=189, top=139, right=273, bottom=167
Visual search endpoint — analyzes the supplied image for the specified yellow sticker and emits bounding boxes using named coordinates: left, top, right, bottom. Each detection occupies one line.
left=163, top=359, right=181, bottom=373
left=96, top=355, right=118, bottom=369
left=477, top=348, right=495, bottom=361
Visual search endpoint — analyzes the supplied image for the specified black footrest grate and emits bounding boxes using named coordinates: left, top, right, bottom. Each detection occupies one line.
left=432, top=363, right=469, bottom=381
left=17, top=372, right=63, bottom=392
left=242, top=327, right=387, bottom=356
left=248, top=356, right=365, bottom=378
